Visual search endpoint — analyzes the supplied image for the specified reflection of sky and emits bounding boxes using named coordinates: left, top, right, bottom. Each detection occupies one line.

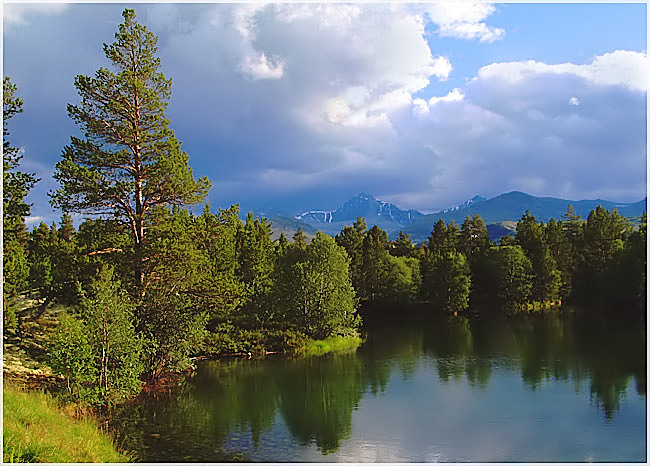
left=223, top=357, right=646, bottom=462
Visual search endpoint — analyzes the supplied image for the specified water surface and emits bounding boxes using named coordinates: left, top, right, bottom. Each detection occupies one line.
left=113, top=312, right=646, bottom=462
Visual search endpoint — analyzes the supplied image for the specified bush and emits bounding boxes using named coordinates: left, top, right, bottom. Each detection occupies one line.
left=48, top=312, right=97, bottom=402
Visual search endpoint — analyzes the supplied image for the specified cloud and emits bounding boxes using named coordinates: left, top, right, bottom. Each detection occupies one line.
left=425, top=3, right=505, bottom=42
left=241, top=52, right=284, bottom=80
left=3, top=4, right=645, bottom=221
left=477, top=50, right=649, bottom=91
left=3, top=3, right=68, bottom=28
left=409, top=51, right=647, bottom=209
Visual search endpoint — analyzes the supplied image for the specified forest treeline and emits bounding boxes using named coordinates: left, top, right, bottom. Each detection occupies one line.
left=3, top=10, right=646, bottom=408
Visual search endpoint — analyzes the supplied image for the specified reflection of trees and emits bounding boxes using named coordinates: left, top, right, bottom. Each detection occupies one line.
left=570, top=314, right=646, bottom=420
left=111, top=359, right=278, bottom=461
left=419, top=312, right=645, bottom=420
left=277, top=354, right=365, bottom=454
left=113, top=312, right=646, bottom=460
left=422, top=316, right=492, bottom=388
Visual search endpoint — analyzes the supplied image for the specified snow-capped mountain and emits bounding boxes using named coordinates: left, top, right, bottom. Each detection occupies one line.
left=440, top=195, right=487, bottom=213
left=295, top=192, right=424, bottom=233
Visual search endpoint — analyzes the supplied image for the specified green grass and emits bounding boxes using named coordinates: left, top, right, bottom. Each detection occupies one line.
left=302, top=335, right=363, bottom=356
left=3, top=385, right=132, bottom=463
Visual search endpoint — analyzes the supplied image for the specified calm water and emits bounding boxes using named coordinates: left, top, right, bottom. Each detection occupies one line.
left=112, top=312, right=646, bottom=462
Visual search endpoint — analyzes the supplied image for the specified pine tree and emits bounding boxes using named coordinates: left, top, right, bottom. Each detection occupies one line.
left=3, top=77, right=38, bottom=325
left=50, top=9, right=211, bottom=289
left=3, top=77, right=38, bottom=237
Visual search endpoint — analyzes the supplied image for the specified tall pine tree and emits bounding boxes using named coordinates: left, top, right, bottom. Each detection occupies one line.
left=50, top=9, right=211, bottom=289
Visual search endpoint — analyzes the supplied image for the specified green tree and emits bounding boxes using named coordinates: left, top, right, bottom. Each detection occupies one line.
left=236, top=212, right=275, bottom=324
left=516, top=211, right=561, bottom=302
left=50, top=9, right=211, bottom=289
left=576, top=206, right=631, bottom=299
left=273, top=232, right=359, bottom=339
left=195, top=204, right=247, bottom=319
left=545, top=218, right=574, bottom=299
left=3, top=77, right=38, bottom=237
left=335, top=217, right=366, bottom=294
left=390, top=231, right=416, bottom=258
left=610, top=211, right=647, bottom=310
left=422, top=251, right=471, bottom=313
left=139, top=207, right=211, bottom=378
left=485, top=246, right=533, bottom=311
left=360, top=225, right=390, bottom=301
left=49, top=312, right=97, bottom=401
left=382, top=255, right=421, bottom=303
left=80, top=265, right=143, bottom=404
left=459, top=214, right=491, bottom=262
left=3, top=77, right=38, bottom=326
left=428, top=219, right=459, bottom=256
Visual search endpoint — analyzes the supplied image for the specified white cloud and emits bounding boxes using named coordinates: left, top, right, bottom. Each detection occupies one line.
left=241, top=52, right=284, bottom=80
left=429, top=88, right=465, bottom=107
left=425, top=3, right=505, bottom=42
left=477, top=50, right=649, bottom=91
left=408, top=52, right=647, bottom=209
left=431, top=56, right=453, bottom=81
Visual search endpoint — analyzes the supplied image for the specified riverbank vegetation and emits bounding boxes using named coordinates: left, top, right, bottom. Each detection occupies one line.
left=3, top=9, right=646, bottom=456
left=3, top=385, right=131, bottom=462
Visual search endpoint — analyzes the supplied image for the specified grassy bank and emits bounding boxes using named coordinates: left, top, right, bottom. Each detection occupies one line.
left=3, top=385, right=131, bottom=463
left=301, top=335, right=363, bottom=356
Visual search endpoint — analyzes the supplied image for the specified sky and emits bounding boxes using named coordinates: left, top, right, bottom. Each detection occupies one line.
left=3, top=2, right=648, bottom=227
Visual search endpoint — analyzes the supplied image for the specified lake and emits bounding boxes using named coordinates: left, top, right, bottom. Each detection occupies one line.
left=112, top=310, right=646, bottom=462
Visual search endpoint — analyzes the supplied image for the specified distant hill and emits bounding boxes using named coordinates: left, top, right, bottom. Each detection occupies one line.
left=295, top=192, right=425, bottom=236
left=404, top=191, right=646, bottom=242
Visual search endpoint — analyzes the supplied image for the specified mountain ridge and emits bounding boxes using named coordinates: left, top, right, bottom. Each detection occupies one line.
left=266, top=191, right=646, bottom=242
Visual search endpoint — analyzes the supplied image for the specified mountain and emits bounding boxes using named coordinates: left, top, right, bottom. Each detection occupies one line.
left=404, top=191, right=647, bottom=242
left=260, top=190, right=645, bottom=244
left=440, top=195, right=487, bottom=213
left=295, top=192, right=425, bottom=235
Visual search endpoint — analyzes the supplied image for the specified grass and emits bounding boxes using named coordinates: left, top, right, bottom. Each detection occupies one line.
left=3, top=384, right=132, bottom=463
left=302, top=335, right=363, bottom=356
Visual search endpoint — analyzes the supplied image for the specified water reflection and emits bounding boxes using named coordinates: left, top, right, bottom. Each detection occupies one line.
left=112, top=312, right=646, bottom=461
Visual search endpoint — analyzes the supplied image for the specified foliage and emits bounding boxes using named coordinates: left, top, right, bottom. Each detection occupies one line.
left=3, top=77, right=38, bottom=325
left=335, top=217, right=366, bottom=295
left=236, top=212, right=275, bottom=324
left=516, top=211, right=562, bottom=302
left=422, top=251, right=472, bottom=313
left=3, top=77, right=39, bottom=237
left=485, top=246, right=533, bottom=310
left=80, top=265, right=143, bottom=404
left=48, top=312, right=98, bottom=402
left=271, top=232, right=360, bottom=339
left=459, top=214, right=491, bottom=262
left=139, top=207, right=211, bottom=377
left=381, top=255, right=421, bottom=303
left=203, top=323, right=308, bottom=356
left=301, top=335, right=363, bottom=356
left=574, top=206, right=631, bottom=299
left=389, top=231, right=416, bottom=258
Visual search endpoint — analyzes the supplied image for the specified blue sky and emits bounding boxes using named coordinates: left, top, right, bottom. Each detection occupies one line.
left=3, top=2, right=648, bottom=226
